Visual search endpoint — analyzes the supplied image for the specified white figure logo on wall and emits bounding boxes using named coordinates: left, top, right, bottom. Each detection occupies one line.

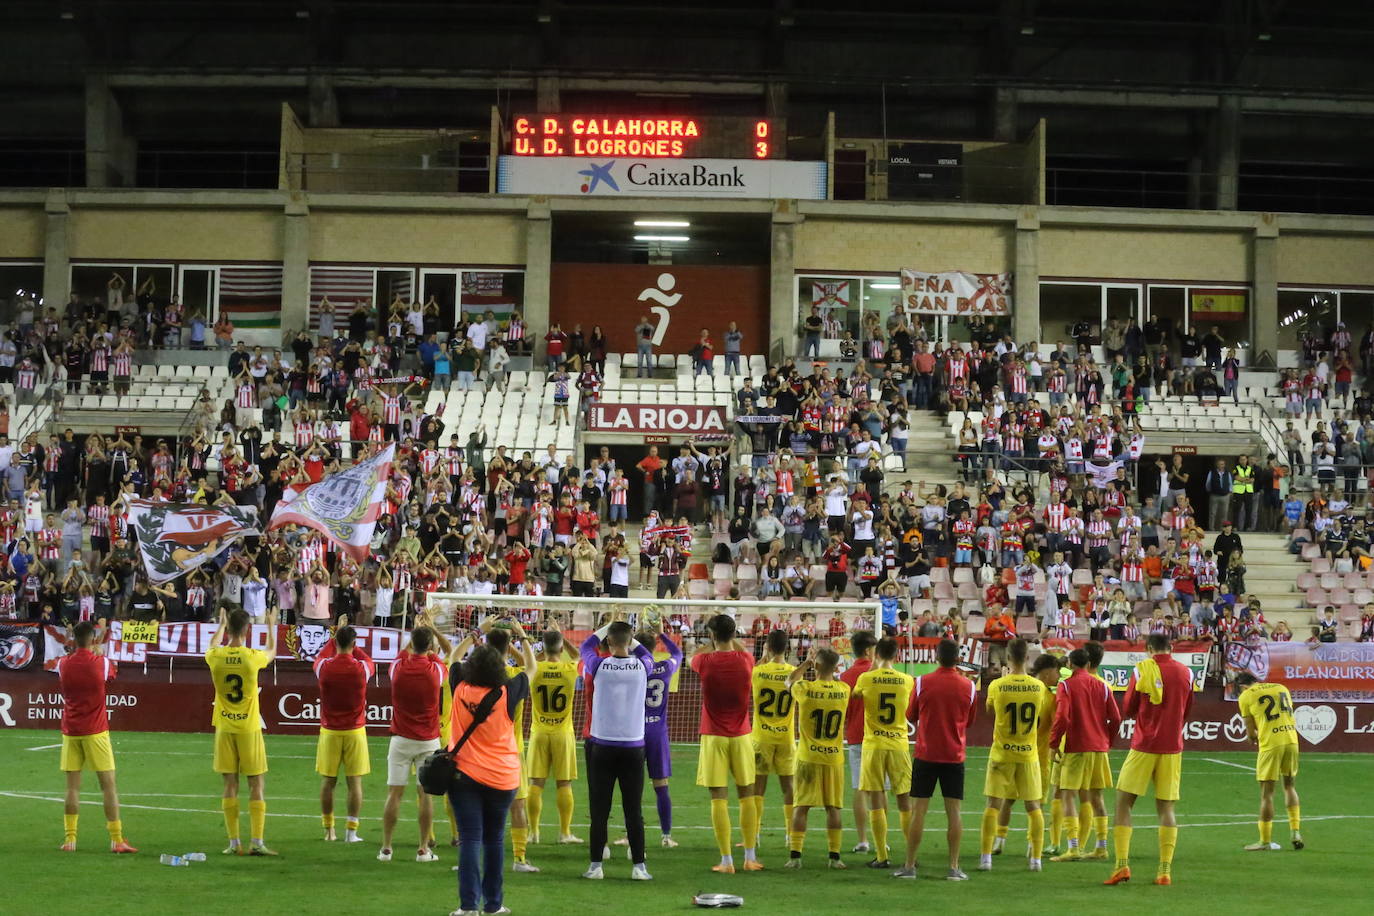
left=637, top=273, right=682, bottom=346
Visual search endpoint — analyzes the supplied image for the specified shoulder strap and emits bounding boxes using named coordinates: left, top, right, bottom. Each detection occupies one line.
left=450, top=686, right=505, bottom=755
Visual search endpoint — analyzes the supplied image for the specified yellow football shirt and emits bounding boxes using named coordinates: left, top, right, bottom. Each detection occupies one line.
left=791, top=678, right=850, bottom=764
left=506, top=664, right=527, bottom=751
left=530, top=659, right=579, bottom=734
left=986, top=672, right=1046, bottom=763
left=752, top=661, right=798, bottom=745
left=854, top=667, right=915, bottom=751
left=1037, top=686, right=1059, bottom=760
left=1238, top=682, right=1299, bottom=752
left=205, top=645, right=270, bottom=734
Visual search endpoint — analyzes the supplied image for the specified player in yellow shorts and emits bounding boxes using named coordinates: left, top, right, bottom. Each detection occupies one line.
left=526, top=628, right=582, bottom=845
left=206, top=604, right=277, bottom=856
left=786, top=649, right=851, bottom=869
left=852, top=637, right=915, bottom=869
left=1235, top=673, right=1303, bottom=851
left=1047, top=646, right=1120, bottom=862
left=751, top=630, right=797, bottom=848
left=978, top=638, right=1047, bottom=872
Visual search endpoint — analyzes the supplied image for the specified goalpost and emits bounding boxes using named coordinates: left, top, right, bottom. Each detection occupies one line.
left=424, top=592, right=883, bottom=744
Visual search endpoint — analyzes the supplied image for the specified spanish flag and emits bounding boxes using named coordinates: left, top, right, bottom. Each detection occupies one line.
left=1190, top=289, right=1247, bottom=322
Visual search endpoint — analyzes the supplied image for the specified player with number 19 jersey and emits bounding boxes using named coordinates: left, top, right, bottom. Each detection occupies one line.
left=984, top=672, right=1046, bottom=799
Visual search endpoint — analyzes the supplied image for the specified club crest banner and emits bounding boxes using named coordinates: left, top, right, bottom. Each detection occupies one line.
left=268, top=444, right=394, bottom=561
left=127, top=500, right=260, bottom=584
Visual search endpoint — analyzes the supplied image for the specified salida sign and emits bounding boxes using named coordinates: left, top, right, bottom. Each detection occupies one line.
left=587, top=403, right=728, bottom=436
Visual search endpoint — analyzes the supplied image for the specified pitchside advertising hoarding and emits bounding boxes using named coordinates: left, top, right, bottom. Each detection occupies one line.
left=497, top=155, right=827, bottom=199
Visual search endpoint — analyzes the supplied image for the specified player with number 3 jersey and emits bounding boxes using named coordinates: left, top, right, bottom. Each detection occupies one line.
left=642, top=620, right=683, bottom=847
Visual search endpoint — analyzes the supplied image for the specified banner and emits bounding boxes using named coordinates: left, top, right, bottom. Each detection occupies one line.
left=896, top=636, right=988, bottom=674
left=812, top=280, right=850, bottom=314
left=900, top=268, right=1012, bottom=316
left=0, top=623, right=43, bottom=672
left=1190, top=288, right=1247, bottom=323
left=269, top=444, right=394, bottom=561
left=1043, top=639, right=1213, bottom=692
left=587, top=403, right=728, bottom=435
left=92, top=622, right=411, bottom=666
left=1224, top=640, right=1374, bottom=703
left=116, top=621, right=159, bottom=644
left=497, top=155, right=827, bottom=200
left=127, top=500, right=260, bottom=584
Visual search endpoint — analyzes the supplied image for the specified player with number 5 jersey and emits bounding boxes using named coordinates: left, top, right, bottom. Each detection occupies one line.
left=205, top=603, right=278, bottom=856
left=851, top=637, right=915, bottom=869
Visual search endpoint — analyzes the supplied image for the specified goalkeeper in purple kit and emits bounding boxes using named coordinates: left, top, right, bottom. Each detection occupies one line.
left=641, top=618, right=683, bottom=847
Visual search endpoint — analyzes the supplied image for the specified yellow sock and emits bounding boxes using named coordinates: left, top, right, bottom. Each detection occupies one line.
left=711, top=798, right=732, bottom=857
left=511, top=826, right=527, bottom=861
left=345, top=817, right=359, bottom=832
left=1287, top=805, right=1301, bottom=833
left=789, top=831, right=804, bottom=853
left=1114, top=824, right=1132, bottom=869
left=1158, top=825, right=1177, bottom=876
left=1065, top=814, right=1080, bottom=849
left=826, top=827, right=842, bottom=855
left=1094, top=815, right=1109, bottom=848
left=322, top=812, right=335, bottom=830
left=783, top=803, right=795, bottom=839
left=527, top=784, right=544, bottom=834
left=1259, top=820, right=1273, bottom=844
left=871, top=807, right=889, bottom=861
left=222, top=799, right=241, bottom=841
left=1079, top=808, right=1093, bottom=846
left=740, top=795, right=760, bottom=851
left=63, top=814, right=78, bottom=844
left=996, top=824, right=1009, bottom=840
left=1028, top=808, right=1045, bottom=859
left=447, top=804, right=459, bottom=840
left=106, top=819, right=123, bottom=844
left=249, top=801, right=266, bottom=844
left=1050, top=797, right=1064, bottom=847
left=980, top=807, right=999, bottom=855
left=557, top=786, right=575, bottom=836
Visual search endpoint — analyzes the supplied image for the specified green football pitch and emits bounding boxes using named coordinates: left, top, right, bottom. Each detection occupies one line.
left=3, top=729, right=1371, bottom=916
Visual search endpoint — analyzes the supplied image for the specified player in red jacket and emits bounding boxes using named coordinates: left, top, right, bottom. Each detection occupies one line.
left=1048, top=645, right=1121, bottom=862
left=313, top=619, right=376, bottom=842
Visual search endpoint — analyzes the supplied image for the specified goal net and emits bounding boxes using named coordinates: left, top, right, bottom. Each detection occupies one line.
left=424, top=593, right=882, bottom=743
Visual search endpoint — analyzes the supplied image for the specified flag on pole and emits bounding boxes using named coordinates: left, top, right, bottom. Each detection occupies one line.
left=127, top=500, right=261, bottom=584
left=268, top=444, right=394, bottom=561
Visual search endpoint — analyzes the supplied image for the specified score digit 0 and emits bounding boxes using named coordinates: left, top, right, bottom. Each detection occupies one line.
left=754, top=120, right=770, bottom=159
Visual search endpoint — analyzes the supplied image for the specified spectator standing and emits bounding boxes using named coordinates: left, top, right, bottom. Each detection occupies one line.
left=634, top=316, right=656, bottom=378
left=723, top=322, right=743, bottom=376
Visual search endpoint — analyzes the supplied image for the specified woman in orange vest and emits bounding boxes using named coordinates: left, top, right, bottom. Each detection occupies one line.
left=447, top=631, right=534, bottom=916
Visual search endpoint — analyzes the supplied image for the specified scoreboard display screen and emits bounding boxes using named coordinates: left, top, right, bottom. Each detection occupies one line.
left=509, top=114, right=781, bottom=159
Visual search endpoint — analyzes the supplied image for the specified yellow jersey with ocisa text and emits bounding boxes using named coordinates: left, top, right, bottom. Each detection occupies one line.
left=1037, top=684, right=1059, bottom=759
left=854, top=667, right=915, bottom=751
left=1238, top=682, right=1299, bottom=752
left=986, top=673, right=1046, bottom=763
left=206, top=646, right=270, bottom=734
left=791, top=678, right=850, bottom=764
left=506, top=664, right=528, bottom=752
left=751, top=661, right=797, bottom=745
left=530, top=660, right=579, bottom=734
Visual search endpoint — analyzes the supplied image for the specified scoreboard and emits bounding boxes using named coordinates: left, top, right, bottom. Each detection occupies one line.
left=508, top=114, right=782, bottom=159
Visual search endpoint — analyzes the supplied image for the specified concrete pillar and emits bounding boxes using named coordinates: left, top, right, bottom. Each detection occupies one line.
left=1214, top=96, right=1240, bottom=210
left=535, top=75, right=561, bottom=113
left=992, top=86, right=1018, bottom=143
left=307, top=75, right=340, bottom=128
left=1251, top=215, right=1279, bottom=368
left=280, top=199, right=311, bottom=336
left=84, top=75, right=137, bottom=188
left=42, top=190, right=70, bottom=312
left=768, top=200, right=799, bottom=364
left=524, top=200, right=553, bottom=356
left=1013, top=210, right=1041, bottom=345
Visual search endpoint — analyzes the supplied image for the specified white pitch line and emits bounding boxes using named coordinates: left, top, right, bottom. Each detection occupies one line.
left=1203, top=757, right=1255, bottom=771
left=24, top=744, right=62, bottom=751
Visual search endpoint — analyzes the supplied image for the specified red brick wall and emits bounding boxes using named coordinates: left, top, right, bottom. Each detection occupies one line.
left=549, top=263, right=769, bottom=356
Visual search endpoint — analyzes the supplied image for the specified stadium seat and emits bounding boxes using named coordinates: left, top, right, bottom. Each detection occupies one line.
left=687, top=579, right=710, bottom=599
left=1303, top=546, right=1323, bottom=562
left=951, top=567, right=973, bottom=584
left=1016, top=616, right=1040, bottom=636
left=1296, top=572, right=1317, bottom=591
left=1344, top=572, right=1365, bottom=589
left=1305, top=587, right=1326, bottom=607
left=956, top=582, right=980, bottom=601
left=932, top=582, right=956, bottom=600
left=1319, top=573, right=1340, bottom=590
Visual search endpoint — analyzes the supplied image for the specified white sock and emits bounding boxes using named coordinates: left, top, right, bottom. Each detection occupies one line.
left=720, top=854, right=734, bottom=866
left=346, top=829, right=359, bottom=842
left=743, top=847, right=756, bottom=861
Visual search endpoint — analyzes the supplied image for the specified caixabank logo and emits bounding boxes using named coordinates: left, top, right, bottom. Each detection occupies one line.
left=577, top=159, right=746, bottom=194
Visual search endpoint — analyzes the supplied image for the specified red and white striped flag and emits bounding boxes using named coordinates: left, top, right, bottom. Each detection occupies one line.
left=268, top=444, right=394, bottom=561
